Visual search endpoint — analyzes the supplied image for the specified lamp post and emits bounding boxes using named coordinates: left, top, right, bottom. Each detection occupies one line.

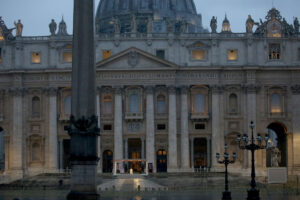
left=216, top=144, right=236, bottom=200
left=236, top=121, right=269, bottom=200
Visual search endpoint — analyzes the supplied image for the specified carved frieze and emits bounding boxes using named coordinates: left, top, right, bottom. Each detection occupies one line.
left=9, top=87, right=27, bottom=97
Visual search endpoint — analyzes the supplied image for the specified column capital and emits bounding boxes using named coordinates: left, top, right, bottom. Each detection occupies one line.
left=113, top=86, right=123, bottom=95
left=168, top=86, right=177, bottom=94
left=145, top=86, right=154, bottom=95
left=243, top=84, right=260, bottom=94
left=44, top=87, right=58, bottom=96
left=180, top=85, right=189, bottom=95
left=211, top=85, right=224, bottom=94
left=291, top=85, right=300, bottom=94
left=9, top=87, right=27, bottom=97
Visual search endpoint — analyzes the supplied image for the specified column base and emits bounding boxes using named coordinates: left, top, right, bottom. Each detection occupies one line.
left=67, top=191, right=100, bottom=200
left=247, top=189, right=260, bottom=200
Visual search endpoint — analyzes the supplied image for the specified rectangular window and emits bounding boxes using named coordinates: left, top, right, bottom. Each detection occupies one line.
left=192, top=50, right=206, bottom=60
left=0, top=27, right=4, bottom=41
left=103, top=124, right=112, bottom=131
left=157, top=124, right=166, bottom=130
left=0, top=48, right=2, bottom=64
left=102, top=50, right=111, bottom=60
left=156, top=50, right=165, bottom=59
left=195, top=123, right=205, bottom=130
left=269, top=44, right=281, bottom=60
left=32, top=52, right=41, bottom=63
left=227, top=49, right=238, bottom=61
left=63, top=52, right=72, bottom=63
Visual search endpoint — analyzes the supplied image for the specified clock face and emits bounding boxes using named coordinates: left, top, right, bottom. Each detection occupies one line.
left=267, top=20, right=282, bottom=37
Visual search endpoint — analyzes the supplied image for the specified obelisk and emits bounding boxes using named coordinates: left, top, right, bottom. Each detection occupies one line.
left=65, top=0, right=100, bottom=199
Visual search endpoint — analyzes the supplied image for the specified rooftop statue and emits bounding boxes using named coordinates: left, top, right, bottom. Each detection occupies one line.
left=166, top=18, right=174, bottom=34
left=131, top=14, right=137, bottom=33
left=294, top=17, right=299, bottom=34
left=180, top=17, right=188, bottom=34
left=14, top=19, right=23, bottom=37
left=0, top=16, right=15, bottom=41
left=210, top=16, right=217, bottom=33
left=114, top=17, right=120, bottom=34
left=147, top=16, right=152, bottom=34
left=246, top=15, right=255, bottom=33
left=49, top=19, right=57, bottom=36
left=57, top=17, right=68, bottom=36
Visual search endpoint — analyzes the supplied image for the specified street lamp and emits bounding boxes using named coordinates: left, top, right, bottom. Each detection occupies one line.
left=236, top=121, right=269, bottom=200
left=216, top=144, right=236, bottom=200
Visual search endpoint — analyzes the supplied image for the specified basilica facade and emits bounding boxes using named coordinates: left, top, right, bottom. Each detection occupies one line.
left=0, top=0, right=300, bottom=179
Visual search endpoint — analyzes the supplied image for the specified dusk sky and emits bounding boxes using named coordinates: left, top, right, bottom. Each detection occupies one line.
left=0, top=0, right=299, bottom=36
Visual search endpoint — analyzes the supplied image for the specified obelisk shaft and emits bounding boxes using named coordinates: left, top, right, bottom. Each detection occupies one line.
left=72, top=0, right=96, bottom=118
left=67, top=0, right=99, bottom=199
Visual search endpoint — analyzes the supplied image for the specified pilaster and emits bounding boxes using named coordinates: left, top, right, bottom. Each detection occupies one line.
left=180, top=86, right=189, bottom=170
left=114, top=86, right=123, bottom=160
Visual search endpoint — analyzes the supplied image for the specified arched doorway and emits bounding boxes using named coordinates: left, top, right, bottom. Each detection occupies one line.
left=102, top=150, right=113, bottom=173
left=157, top=149, right=167, bottom=172
left=0, top=127, right=4, bottom=171
left=194, top=138, right=207, bottom=168
left=266, top=122, right=287, bottom=167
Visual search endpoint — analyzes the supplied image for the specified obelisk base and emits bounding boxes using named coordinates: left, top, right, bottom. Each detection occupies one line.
left=67, top=162, right=100, bottom=200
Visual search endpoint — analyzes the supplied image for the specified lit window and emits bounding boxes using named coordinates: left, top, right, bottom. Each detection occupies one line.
left=156, top=50, right=165, bottom=59
left=269, top=44, right=281, bottom=60
left=129, top=94, right=140, bottom=113
left=32, top=96, right=41, bottom=118
left=157, top=94, right=166, bottom=114
left=103, top=95, right=112, bottom=114
left=194, top=94, right=205, bottom=113
left=32, top=52, right=41, bottom=63
left=0, top=48, right=2, bottom=64
left=271, top=93, right=281, bottom=113
left=229, top=93, right=238, bottom=113
left=64, top=95, right=71, bottom=115
left=63, top=52, right=72, bottom=63
left=102, top=50, right=111, bottom=60
left=228, top=50, right=238, bottom=61
left=0, top=27, right=4, bottom=41
left=192, top=50, right=206, bottom=60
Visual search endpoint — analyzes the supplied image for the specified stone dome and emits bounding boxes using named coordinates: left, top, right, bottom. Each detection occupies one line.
left=95, top=0, right=207, bottom=34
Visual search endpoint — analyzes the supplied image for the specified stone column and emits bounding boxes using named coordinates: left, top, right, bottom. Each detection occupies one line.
left=180, top=86, right=189, bottom=170
left=211, top=85, right=224, bottom=169
left=114, top=87, right=123, bottom=160
left=291, top=85, right=300, bottom=169
left=59, top=139, right=64, bottom=171
left=168, top=86, right=178, bottom=171
left=47, top=88, right=58, bottom=171
left=190, top=138, right=194, bottom=168
left=96, top=90, right=101, bottom=172
left=146, top=86, right=155, bottom=172
left=9, top=88, right=24, bottom=176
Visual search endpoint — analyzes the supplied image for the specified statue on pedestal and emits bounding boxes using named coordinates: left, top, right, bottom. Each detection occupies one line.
left=166, top=17, right=173, bottom=34
left=271, top=147, right=281, bottom=167
left=180, top=17, right=187, bottom=34
left=57, top=17, right=68, bottom=36
left=14, top=19, right=23, bottom=37
left=49, top=19, right=57, bottom=36
left=246, top=15, right=255, bottom=33
left=210, top=16, right=217, bottom=33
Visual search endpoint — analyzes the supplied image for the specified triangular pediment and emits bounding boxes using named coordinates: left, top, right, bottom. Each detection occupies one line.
left=96, top=47, right=178, bottom=70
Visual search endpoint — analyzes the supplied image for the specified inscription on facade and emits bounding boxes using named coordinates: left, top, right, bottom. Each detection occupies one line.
left=127, top=122, right=141, bottom=132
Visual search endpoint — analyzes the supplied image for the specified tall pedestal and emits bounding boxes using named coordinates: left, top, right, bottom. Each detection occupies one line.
left=66, top=0, right=100, bottom=199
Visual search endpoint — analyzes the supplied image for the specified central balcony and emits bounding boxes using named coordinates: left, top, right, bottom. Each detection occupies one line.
left=125, top=112, right=144, bottom=121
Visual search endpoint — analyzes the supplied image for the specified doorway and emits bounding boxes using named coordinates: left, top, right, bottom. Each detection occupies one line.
left=157, top=149, right=167, bottom=172
left=102, top=150, right=113, bottom=173
left=0, top=127, right=4, bottom=171
left=63, top=139, right=71, bottom=170
left=194, top=138, right=207, bottom=168
left=128, top=138, right=142, bottom=172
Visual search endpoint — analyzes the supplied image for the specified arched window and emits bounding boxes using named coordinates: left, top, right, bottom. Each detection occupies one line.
left=129, top=94, right=140, bottom=113
left=194, top=94, right=205, bottom=113
left=32, top=96, right=41, bottom=118
left=271, top=93, right=281, bottom=113
left=103, top=95, right=112, bottom=114
left=157, top=94, right=166, bottom=114
left=229, top=93, right=238, bottom=113
left=64, top=95, right=71, bottom=115
left=32, top=143, right=40, bottom=162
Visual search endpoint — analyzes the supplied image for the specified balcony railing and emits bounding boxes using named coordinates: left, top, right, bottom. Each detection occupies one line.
left=190, top=112, right=210, bottom=121
left=125, top=112, right=144, bottom=121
